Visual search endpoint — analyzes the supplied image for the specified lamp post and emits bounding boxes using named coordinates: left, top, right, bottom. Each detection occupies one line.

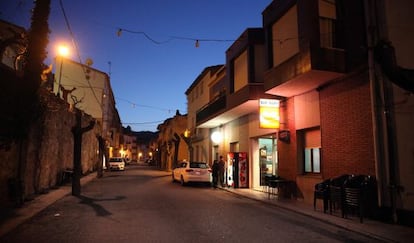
left=56, top=44, right=69, bottom=97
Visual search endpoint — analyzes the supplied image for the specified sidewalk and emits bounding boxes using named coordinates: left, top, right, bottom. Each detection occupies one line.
left=0, top=172, right=97, bottom=238
left=220, top=186, right=414, bottom=243
left=1, top=170, right=413, bottom=242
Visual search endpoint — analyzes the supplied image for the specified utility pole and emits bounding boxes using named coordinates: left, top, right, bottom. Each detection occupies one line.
left=71, top=109, right=95, bottom=196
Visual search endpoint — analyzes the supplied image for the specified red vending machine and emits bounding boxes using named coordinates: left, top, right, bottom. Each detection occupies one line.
left=227, top=152, right=248, bottom=188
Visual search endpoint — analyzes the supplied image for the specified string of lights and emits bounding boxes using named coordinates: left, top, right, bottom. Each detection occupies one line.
left=116, top=28, right=236, bottom=48
left=55, top=0, right=307, bottom=130
left=116, top=27, right=311, bottom=48
left=54, top=1, right=304, bottom=49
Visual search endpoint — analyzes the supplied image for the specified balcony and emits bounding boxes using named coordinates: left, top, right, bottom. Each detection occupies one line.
left=196, top=93, right=226, bottom=126
left=264, top=47, right=346, bottom=97
left=197, top=83, right=275, bottom=128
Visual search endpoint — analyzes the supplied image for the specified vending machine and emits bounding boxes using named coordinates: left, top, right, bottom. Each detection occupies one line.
left=227, top=152, right=248, bottom=188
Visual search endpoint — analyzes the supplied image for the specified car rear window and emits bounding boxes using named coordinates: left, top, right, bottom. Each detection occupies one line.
left=109, top=158, right=123, bottom=162
left=190, top=162, right=208, bottom=169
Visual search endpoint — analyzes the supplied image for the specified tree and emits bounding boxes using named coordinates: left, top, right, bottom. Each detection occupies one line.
left=12, top=0, right=51, bottom=207
left=71, top=109, right=95, bottom=196
left=25, top=0, right=50, bottom=95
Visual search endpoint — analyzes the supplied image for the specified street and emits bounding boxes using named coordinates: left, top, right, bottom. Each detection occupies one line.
left=1, top=164, right=384, bottom=243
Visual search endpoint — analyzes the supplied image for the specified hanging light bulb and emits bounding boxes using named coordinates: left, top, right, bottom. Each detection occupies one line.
left=117, top=29, right=122, bottom=37
left=195, top=40, right=199, bottom=48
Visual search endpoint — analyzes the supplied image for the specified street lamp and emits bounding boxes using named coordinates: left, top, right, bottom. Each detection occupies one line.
left=182, top=129, right=193, bottom=161
left=211, top=131, right=223, bottom=144
left=56, top=44, right=69, bottom=97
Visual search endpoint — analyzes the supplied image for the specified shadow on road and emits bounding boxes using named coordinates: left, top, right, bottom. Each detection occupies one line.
left=76, top=195, right=126, bottom=217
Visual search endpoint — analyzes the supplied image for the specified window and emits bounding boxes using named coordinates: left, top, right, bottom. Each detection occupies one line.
left=301, top=128, right=321, bottom=174
left=190, top=162, right=208, bottom=169
left=319, top=17, right=336, bottom=48
left=319, top=0, right=337, bottom=48
left=304, top=147, right=321, bottom=173
left=272, top=5, right=299, bottom=67
left=233, top=50, right=248, bottom=92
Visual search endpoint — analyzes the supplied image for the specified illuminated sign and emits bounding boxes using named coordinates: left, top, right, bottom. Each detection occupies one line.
left=259, top=99, right=280, bottom=129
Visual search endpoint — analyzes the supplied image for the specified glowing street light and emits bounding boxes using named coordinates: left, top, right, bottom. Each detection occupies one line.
left=57, top=45, right=69, bottom=57
left=211, top=131, right=223, bottom=144
left=56, top=44, right=69, bottom=97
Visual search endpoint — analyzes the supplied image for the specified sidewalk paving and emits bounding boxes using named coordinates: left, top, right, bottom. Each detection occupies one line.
left=0, top=172, right=97, bottom=238
left=220, top=186, right=414, bottom=243
left=1, top=169, right=413, bottom=242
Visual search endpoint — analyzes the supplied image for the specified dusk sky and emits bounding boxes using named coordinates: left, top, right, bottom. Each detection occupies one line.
left=1, top=0, right=271, bottom=132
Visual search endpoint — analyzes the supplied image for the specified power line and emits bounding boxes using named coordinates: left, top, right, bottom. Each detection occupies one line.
left=59, top=0, right=102, bottom=110
left=122, top=120, right=165, bottom=125
left=115, top=97, right=178, bottom=113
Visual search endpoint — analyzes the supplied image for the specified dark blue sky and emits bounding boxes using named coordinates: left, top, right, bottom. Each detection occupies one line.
left=1, top=0, right=271, bottom=131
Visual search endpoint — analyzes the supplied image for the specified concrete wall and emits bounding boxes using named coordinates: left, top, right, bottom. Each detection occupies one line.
left=393, top=84, right=414, bottom=211
left=385, top=0, right=414, bottom=214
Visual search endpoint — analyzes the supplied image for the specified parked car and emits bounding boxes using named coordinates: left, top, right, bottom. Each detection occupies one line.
left=146, top=159, right=155, bottom=166
left=108, top=157, right=125, bottom=171
left=172, top=161, right=212, bottom=186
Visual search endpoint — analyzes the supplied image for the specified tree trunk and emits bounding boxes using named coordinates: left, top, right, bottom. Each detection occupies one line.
left=71, top=110, right=95, bottom=196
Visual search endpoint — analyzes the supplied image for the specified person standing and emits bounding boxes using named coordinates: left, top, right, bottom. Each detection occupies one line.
left=211, top=160, right=219, bottom=188
left=218, top=156, right=225, bottom=187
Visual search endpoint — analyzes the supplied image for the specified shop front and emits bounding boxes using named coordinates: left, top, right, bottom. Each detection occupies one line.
left=252, top=136, right=278, bottom=191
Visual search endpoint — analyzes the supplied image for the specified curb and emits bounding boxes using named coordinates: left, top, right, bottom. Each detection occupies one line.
left=219, top=187, right=399, bottom=243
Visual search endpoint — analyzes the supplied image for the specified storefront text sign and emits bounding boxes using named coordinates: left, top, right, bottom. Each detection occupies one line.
left=259, top=99, right=280, bottom=129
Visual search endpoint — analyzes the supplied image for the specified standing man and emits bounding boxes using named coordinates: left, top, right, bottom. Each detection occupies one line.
left=218, top=156, right=225, bottom=187
left=212, top=160, right=219, bottom=188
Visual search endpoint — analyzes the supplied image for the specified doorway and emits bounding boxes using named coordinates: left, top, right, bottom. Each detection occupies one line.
left=252, top=137, right=278, bottom=190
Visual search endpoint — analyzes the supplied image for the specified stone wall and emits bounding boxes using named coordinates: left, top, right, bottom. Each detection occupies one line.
left=0, top=91, right=101, bottom=208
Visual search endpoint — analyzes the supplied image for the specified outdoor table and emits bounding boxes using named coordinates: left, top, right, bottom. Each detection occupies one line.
left=267, top=179, right=290, bottom=198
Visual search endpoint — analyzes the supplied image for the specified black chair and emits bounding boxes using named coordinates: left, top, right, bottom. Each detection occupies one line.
left=343, top=175, right=376, bottom=223
left=313, top=179, right=330, bottom=213
left=329, top=174, right=351, bottom=216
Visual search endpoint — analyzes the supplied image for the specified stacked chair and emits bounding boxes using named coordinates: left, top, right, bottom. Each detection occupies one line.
left=313, top=174, right=377, bottom=223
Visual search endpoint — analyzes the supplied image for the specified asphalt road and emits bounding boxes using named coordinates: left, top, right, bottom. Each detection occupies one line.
left=0, top=164, right=384, bottom=243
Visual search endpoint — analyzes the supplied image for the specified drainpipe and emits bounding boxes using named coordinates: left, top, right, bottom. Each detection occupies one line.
left=365, top=0, right=399, bottom=223
left=382, top=66, right=399, bottom=224
left=364, top=0, right=385, bottom=210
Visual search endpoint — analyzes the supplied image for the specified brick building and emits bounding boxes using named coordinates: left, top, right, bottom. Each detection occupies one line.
left=185, top=0, right=414, bottom=225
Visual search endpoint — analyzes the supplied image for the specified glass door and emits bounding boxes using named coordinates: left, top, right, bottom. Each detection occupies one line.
left=258, top=137, right=277, bottom=186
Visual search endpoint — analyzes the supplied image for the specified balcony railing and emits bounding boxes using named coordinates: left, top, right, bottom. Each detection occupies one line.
left=196, top=93, right=226, bottom=124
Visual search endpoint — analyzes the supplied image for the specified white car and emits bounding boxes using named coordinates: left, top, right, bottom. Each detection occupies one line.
left=108, top=157, right=125, bottom=171
left=172, top=161, right=212, bottom=186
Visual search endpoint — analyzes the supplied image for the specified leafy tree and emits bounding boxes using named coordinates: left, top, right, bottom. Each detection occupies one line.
left=25, top=0, right=50, bottom=89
